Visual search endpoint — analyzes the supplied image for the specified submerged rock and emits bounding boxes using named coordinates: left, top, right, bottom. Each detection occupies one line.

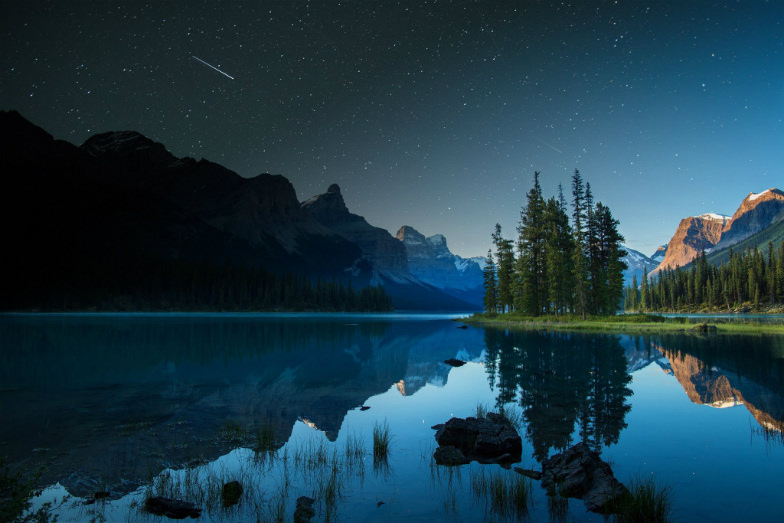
left=444, top=358, right=467, bottom=367
left=514, top=467, right=543, bottom=480
left=294, top=496, right=316, bottom=523
left=540, top=442, right=628, bottom=514
left=693, top=323, right=718, bottom=334
left=144, top=496, right=202, bottom=519
left=433, top=412, right=522, bottom=465
left=433, top=445, right=470, bottom=465
left=222, top=480, right=243, bottom=507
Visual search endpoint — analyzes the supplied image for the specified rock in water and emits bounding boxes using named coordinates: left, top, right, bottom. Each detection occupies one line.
left=433, top=445, right=470, bottom=465
left=294, top=496, right=316, bottom=523
left=540, top=442, right=629, bottom=514
left=222, top=480, right=243, bottom=507
left=144, top=496, right=202, bottom=519
left=444, top=358, right=466, bottom=367
left=433, top=413, right=522, bottom=465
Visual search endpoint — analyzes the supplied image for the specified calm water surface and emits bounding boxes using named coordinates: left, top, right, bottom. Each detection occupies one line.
left=2, top=313, right=784, bottom=522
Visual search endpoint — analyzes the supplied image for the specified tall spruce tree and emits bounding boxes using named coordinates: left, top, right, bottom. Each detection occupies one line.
left=491, top=169, right=626, bottom=318
left=593, top=202, right=627, bottom=313
left=483, top=249, right=498, bottom=313
left=492, top=223, right=515, bottom=313
left=571, top=170, right=590, bottom=319
left=544, top=196, right=574, bottom=315
left=517, top=171, right=548, bottom=314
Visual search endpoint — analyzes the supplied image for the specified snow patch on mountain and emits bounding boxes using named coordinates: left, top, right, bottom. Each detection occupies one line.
left=622, top=245, right=659, bottom=286
left=695, top=212, right=730, bottom=223
left=748, top=189, right=771, bottom=201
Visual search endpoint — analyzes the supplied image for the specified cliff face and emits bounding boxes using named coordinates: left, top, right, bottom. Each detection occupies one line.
left=395, top=225, right=483, bottom=305
left=716, top=189, right=784, bottom=249
left=651, top=245, right=667, bottom=264
left=81, top=130, right=346, bottom=255
left=652, top=215, right=726, bottom=274
left=0, top=111, right=366, bottom=306
left=301, top=185, right=411, bottom=277
left=653, top=188, right=784, bottom=275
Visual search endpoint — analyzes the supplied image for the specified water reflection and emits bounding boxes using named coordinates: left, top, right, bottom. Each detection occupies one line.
left=0, top=314, right=485, bottom=498
left=652, top=332, right=784, bottom=432
left=5, top=314, right=784, bottom=523
left=483, top=329, right=633, bottom=462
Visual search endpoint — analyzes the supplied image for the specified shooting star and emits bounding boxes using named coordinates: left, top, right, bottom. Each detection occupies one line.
left=192, top=55, right=234, bottom=80
left=538, top=139, right=563, bottom=154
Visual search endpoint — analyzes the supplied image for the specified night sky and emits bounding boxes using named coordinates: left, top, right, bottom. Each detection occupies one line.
left=2, top=1, right=782, bottom=258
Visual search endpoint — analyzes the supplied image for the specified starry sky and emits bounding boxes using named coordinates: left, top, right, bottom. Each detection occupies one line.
left=2, top=1, right=783, bottom=258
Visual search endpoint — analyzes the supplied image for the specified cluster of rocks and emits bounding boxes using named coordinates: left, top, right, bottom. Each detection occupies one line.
left=431, top=414, right=628, bottom=515
left=432, top=412, right=522, bottom=465
left=520, top=442, right=629, bottom=514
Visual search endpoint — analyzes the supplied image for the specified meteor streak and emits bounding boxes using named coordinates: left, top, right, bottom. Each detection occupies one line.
left=192, top=55, right=234, bottom=80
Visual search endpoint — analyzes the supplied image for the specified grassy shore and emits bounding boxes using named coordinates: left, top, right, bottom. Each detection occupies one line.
left=462, top=312, right=784, bottom=335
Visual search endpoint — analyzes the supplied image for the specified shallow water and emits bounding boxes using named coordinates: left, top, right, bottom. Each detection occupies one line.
left=2, top=313, right=783, bottom=522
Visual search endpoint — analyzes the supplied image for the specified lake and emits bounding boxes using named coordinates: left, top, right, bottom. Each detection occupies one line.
left=2, top=313, right=784, bottom=522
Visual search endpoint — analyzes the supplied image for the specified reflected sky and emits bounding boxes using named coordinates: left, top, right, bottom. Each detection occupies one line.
left=3, top=314, right=783, bottom=522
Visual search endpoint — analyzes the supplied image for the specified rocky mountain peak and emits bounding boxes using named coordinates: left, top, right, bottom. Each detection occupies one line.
left=695, top=213, right=730, bottom=224
left=395, top=225, right=427, bottom=245
left=651, top=245, right=667, bottom=263
left=652, top=215, right=724, bottom=274
left=717, top=187, right=784, bottom=249
left=396, top=225, right=484, bottom=305
left=81, top=130, right=176, bottom=168
left=426, top=234, right=450, bottom=258
left=301, top=184, right=350, bottom=222
left=731, top=188, right=784, bottom=219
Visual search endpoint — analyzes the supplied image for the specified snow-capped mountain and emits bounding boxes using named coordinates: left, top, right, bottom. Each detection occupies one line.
left=652, top=214, right=728, bottom=275
left=653, top=188, right=784, bottom=275
left=622, top=245, right=659, bottom=287
left=395, top=225, right=484, bottom=307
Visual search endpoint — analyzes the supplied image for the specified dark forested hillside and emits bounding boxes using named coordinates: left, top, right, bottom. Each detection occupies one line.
left=0, top=111, right=394, bottom=311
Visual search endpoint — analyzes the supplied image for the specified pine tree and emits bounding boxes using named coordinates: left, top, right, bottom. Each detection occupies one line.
left=589, top=202, right=627, bottom=313
left=492, top=224, right=515, bottom=313
left=571, top=170, right=590, bottom=319
left=517, top=171, right=548, bottom=314
left=640, top=267, right=649, bottom=311
left=483, top=249, right=498, bottom=314
left=544, top=196, right=575, bottom=315
left=626, top=274, right=639, bottom=311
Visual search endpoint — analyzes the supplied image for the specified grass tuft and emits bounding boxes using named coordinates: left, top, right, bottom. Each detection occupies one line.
left=372, top=421, right=391, bottom=460
left=612, top=474, right=672, bottom=523
left=471, top=467, right=531, bottom=518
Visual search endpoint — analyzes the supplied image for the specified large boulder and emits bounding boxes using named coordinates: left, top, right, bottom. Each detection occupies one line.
left=540, top=442, right=628, bottom=513
left=433, top=413, right=522, bottom=465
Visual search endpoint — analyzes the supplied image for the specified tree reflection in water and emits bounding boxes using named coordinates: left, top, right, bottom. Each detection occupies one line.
left=483, top=328, right=633, bottom=463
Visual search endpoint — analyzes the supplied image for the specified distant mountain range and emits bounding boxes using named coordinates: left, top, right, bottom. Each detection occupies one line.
left=621, top=246, right=659, bottom=286
left=396, top=225, right=485, bottom=306
left=651, top=188, right=784, bottom=276
left=0, top=111, right=482, bottom=310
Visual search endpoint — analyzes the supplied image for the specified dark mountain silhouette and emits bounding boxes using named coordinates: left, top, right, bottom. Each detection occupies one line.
left=0, top=111, right=475, bottom=310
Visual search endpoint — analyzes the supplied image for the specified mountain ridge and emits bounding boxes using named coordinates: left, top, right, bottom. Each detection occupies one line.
left=395, top=225, right=484, bottom=306
left=652, top=187, right=784, bottom=275
left=0, top=111, right=477, bottom=310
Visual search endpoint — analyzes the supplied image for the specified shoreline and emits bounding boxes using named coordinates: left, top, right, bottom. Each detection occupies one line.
left=461, top=313, right=784, bottom=335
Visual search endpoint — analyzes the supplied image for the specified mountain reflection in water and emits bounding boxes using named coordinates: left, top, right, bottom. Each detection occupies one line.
left=2, top=314, right=784, bottom=523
